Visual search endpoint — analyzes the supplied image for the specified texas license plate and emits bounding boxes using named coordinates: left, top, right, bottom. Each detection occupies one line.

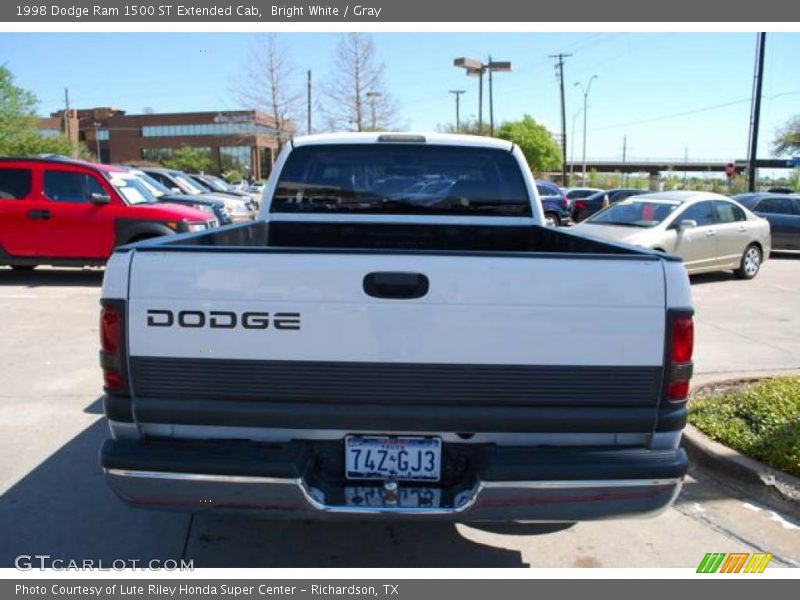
left=345, top=486, right=442, bottom=508
left=345, top=436, right=442, bottom=481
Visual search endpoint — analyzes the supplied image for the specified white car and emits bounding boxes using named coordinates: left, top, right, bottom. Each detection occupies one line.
left=573, top=191, right=771, bottom=279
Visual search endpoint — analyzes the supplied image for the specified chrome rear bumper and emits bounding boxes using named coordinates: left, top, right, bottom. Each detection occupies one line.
left=101, top=439, right=686, bottom=522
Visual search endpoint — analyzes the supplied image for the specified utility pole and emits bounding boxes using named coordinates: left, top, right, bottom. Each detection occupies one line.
left=449, top=90, right=466, bottom=132
left=307, top=70, right=312, bottom=135
left=747, top=32, right=767, bottom=192
left=63, top=88, right=75, bottom=158
left=622, top=135, right=627, bottom=187
left=478, top=70, right=483, bottom=132
left=488, top=56, right=494, bottom=136
left=549, top=53, right=572, bottom=186
left=683, top=145, right=689, bottom=188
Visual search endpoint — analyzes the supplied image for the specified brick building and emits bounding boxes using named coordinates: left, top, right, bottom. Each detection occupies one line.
left=39, top=107, right=291, bottom=180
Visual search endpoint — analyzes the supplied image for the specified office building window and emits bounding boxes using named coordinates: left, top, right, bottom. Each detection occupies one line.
left=141, top=148, right=173, bottom=162
left=141, top=122, right=276, bottom=138
left=220, top=146, right=252, bottom=175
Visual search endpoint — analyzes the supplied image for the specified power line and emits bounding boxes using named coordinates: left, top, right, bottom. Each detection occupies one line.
left=589, top=91, right=800, bottom=133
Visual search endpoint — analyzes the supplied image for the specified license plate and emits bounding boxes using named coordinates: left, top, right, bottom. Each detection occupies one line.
left=345, top=436, right=441, bottom=481
left=345, top=486, right=442, bottom=508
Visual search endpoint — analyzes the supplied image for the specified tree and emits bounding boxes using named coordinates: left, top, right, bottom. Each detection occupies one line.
left=233, top=34, right=300, bottom=148
left=0, top=65, right=83, bottom=158
left=494, top=115, right=562, bottom=173
left=323, top=33, right=400, bottom=132
left=162, top=146, right=212, bottom=173
left=773, top=115, right=800, bottom=156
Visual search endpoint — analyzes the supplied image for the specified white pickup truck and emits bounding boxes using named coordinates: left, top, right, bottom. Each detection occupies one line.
left=98, top=133, right=693, bottom=521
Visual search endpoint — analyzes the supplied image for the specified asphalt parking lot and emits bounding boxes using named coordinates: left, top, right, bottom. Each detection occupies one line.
left=0, top=255, right=798, bottom=568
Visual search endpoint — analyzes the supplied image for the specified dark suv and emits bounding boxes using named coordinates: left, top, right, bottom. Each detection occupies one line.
left=535, top=180, right=571, bottom=226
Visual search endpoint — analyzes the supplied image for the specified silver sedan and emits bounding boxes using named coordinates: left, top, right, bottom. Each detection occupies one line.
left=573, top=191, right=771, bottom=279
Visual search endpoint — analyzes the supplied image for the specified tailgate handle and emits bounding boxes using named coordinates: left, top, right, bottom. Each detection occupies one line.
left=363, top=272, right=429, bottom=299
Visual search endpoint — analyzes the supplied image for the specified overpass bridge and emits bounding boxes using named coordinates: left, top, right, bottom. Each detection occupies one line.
left=564, top=158, right=797, bottom=175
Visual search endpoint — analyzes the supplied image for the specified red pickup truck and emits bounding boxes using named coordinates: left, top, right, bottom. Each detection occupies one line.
left=0, top=157, right=216, bottom=269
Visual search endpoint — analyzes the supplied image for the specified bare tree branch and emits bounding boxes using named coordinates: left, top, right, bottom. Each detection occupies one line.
left=231, top=33, right=301, bottom=148
left=323, top=33, right=400, bottom=132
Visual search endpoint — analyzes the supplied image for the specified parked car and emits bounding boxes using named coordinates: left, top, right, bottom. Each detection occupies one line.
left=733, top=193, right=800, bottom=251
left=99, top=132, right=692, bottom=522
left=571, top=188, right=648, bottom=223
left=128, top=169, right=232, bottom=226
left=0, top=158, right=215, bottom=269
left=187, top=173, right=258, bottom=209
left=535, top=180, right=571, bottom=226
left=139, top=167, right=254, bottom=222
left=766, top=187, right=796, bottom=194
left=565, top=187, right=604, bottom=200
left=246, top=181, right=266, bottom=205
left=574, top=191, right=770, bottom=278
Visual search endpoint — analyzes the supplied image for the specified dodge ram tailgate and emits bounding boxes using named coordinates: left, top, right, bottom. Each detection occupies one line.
left=122, top=240, right=669, bottom=435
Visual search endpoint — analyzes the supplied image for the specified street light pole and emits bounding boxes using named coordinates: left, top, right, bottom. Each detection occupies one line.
left=454, top=57, right=511, bottom=136
left=449, top=90, right=466, bottom=132
left=93, top=121, right=102, bottom=162
left=575, top=75, right=598, bottom=185
left=570, top=108, right=583, bottom=182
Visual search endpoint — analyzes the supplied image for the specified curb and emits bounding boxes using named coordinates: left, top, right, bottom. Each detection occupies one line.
left=682, top=423, right=800, bottom=519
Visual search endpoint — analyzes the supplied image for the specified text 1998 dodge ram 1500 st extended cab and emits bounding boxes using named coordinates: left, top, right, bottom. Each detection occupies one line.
left=99, top=133, right=693, bottom=521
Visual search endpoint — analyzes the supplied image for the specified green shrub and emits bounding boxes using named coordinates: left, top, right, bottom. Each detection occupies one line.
left=689, top=377, right=800, bottom=476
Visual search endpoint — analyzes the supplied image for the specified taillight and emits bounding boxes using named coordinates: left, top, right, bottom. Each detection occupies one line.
left=575, top=200, right=586, bottom=212
left=100, top=306, right=120, bottom=354
left=561, top=194, right=570, bottom=209
left=100, top=302, right=126, bottom=393
left=671, top=317, right=694, bottom=363
left=666, top=314, right=694, bottom=402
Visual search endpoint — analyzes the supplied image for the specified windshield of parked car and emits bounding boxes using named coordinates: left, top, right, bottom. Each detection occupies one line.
left=271, top=144, right=531, bottom=216
left=132, top=172, right=170, bottom=198
left=204, top=176, right=232, bottom=192
left=193, top=175, right=224, bottom=192
left=586, top=198, right=681, bottom=227
left=106, top=172, right=158, bottom=205
left=173, top=173, right=206, bottom=195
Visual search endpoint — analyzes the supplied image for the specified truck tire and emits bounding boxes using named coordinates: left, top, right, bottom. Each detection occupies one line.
left=734, top=244, right=762, bottom=280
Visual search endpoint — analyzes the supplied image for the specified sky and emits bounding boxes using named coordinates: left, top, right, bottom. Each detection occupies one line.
left=1, top=32, right=799, bottom=163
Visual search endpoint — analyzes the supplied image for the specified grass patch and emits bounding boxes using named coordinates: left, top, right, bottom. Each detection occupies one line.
left=688, top=376, right=800, bottom=477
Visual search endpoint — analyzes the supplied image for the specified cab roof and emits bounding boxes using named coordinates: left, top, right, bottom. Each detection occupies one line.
left=290, top=132, right=515, bottom=151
